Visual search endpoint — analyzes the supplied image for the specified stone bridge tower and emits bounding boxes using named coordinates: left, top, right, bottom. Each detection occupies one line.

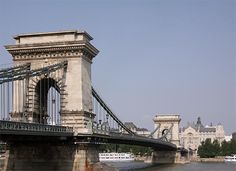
left=5, top=30, right=99, bottom=134
left=153, top=114, right=181, bottom=146
left=151, top=115, right=188, bottom=164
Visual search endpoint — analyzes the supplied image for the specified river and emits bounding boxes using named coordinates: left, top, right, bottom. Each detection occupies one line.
left=1, top=159, right=236, bottom=170
left=106, top=161, right=236, bottom=171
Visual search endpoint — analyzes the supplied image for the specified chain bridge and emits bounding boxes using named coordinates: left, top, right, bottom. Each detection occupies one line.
left=0, top=30, right=183, bottom=171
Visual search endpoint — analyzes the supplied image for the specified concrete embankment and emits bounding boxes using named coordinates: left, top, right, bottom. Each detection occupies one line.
left=143, top=156, right=190, bottom=164
left=191, top=156, right=225, bottom=163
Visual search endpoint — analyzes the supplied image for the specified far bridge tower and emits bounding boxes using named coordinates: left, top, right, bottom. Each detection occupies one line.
left=153, top=114, right=181, bottom=146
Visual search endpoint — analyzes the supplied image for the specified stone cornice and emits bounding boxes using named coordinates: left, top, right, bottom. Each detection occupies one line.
left=5, top=41, right=99, bottom=62
left=61, top=110, right=96, bottom=118
left=10, top=50, right=93, bottom=64
left=5, top=41, right=99, bottom=59
left=154, top=118, right=181, bottom=122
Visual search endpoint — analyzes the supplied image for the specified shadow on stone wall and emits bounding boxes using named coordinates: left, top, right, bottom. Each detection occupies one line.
left=4, top=142, right=75, bottom=171
left=151, top=150, right=176, bottom=164
left=3, top=142, right=104, bottom=171
left=0, top=150, right=117, bottom=171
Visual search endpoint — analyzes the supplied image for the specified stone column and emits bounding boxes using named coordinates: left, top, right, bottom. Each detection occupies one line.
left=60, top=56, right=95, bottom=134
left=73, top=144, right=100, bottom=171
left=11, top=79, right=26, bottom=122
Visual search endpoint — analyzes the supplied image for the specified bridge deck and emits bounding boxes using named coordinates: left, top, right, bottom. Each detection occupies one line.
left=0, top=121, right=176, bottom=150
left=75, top=133, right=177, bottom=151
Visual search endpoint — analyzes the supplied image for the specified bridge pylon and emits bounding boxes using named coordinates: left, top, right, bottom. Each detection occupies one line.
left=150, top=114, right=188, bottom=164
left=153, top=114, right=181, bottom=146
left=5, top=30, right=99, bottom=134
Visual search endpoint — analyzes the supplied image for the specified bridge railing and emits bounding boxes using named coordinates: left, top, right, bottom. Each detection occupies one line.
left=0, top=120, right=73, bottom=134
left=92, top=121, right=110, bottom=135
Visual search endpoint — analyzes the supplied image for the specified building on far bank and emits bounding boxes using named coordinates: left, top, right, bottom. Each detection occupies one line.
left=123, top=122, right=151, bottom=137
left=136, top=128, right=151, bottom=137
left=224, top=135, right=232, bottom=142
left=232, top=132, right=236, bottom=140
left=179, top=117, right=225, bottom=152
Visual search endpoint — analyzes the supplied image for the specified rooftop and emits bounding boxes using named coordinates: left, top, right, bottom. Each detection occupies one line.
left=183, top=117, right=217, bottom=133
left=13, top=30, right=93, bottom=45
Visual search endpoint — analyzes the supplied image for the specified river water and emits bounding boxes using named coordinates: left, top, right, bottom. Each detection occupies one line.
left=106, top=161, right=236, bottom=171
left=1, top=159, right=236, bottom=170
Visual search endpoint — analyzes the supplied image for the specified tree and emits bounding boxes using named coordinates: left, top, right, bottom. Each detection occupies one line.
left=230, top=139, right=236, bottom=154
left=198, top=138, right=236, bottom=158
left=198, top=138, right=217, bottom=158
left=99, top=144, right=153, bottom=156
left=212, top=139, right=221, bottom=156
left=198, top=141, right=205, bottom=157
left=220, top=140, right=231, bottom=156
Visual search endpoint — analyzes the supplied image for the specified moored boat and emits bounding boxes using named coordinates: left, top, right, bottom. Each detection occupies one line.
left=224, top=154, right=236, bottom=162
left=99, top=152, right=134, bottom=162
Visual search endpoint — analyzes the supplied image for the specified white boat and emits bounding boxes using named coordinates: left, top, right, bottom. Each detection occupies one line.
left=99, top=152, right=134, bottom=162
left=224, top=154, right=236, bottom=162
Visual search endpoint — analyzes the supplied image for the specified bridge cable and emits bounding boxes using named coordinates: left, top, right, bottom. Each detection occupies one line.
left=0, top=61, right=67, bottom=123
left=158, top=124, right=174, bottom=142
left=0, top=61, right=67, bottom=85
left=148, top=124, right=160, bottom=138
left=92, top=87, right=135, bottom=135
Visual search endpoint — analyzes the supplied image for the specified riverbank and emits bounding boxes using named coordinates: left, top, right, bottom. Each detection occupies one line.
left=141, top=162, right=236, bottom=171
left=137, top=155, right=190, bottom=164
left=138, top=155, right=225, bottom=164
left=191, top=156, right=225, bottom=163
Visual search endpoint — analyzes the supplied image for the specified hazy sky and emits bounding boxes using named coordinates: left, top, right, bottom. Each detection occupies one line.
left=0, top=0, right=235, bottom=134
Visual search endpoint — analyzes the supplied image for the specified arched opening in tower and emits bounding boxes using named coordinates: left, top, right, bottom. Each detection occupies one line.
left=35, top=78, right=60, bottom=124
left=47, top=87, right=60, bottom=125
left=162, top=129, right=168, bottom=136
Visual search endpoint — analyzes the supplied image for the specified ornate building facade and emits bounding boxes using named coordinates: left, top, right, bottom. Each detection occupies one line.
left=179, top=117, right=225, bottom=151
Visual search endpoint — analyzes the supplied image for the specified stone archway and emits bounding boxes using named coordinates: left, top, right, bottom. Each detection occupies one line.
left=34, top=77, right=60, bottom=124
left=25, top=71, right=66, bottom=124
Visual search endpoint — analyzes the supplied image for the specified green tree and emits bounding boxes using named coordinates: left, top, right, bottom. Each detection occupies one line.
left=212, top=139, right=221, bottom=156
left=99, top=144, right=153, bottom=156
left=198, top=138, right=236, bottom=158
left=230, top=139, right=236, bottom=154
left=198, top=141, right=205, bottom=157
left=198, top=138, right=216, bottom=158
left=220, top=140, right=231, bottom=156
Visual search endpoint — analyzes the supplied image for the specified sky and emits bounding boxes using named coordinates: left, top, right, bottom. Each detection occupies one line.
left=0, top=0, right=235, bottom=134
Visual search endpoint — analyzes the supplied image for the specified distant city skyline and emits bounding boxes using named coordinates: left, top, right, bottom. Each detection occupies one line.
left=0, top=0, right=235, bottom=134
